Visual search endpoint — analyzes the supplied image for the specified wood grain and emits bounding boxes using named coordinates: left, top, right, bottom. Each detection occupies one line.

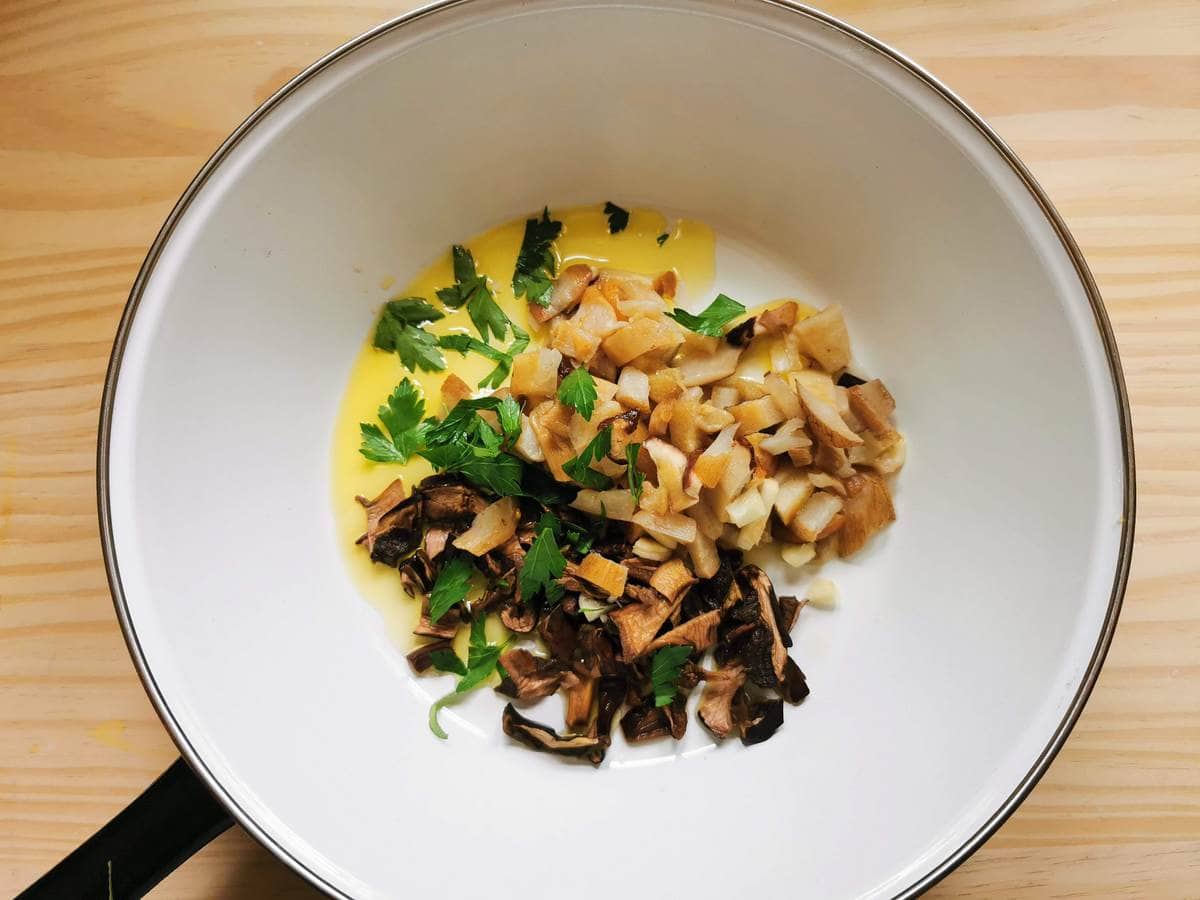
left=1, top=1, right=1197, bottom=896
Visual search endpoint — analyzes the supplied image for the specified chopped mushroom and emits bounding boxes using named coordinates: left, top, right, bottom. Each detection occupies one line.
left=406, top=639, right=453, bottom=673
left=698, top=665, right=746, bottom=739
left=646, top=608, right=722, bottom=654
left=530, top=263, right=597, bottom=323
left=497, top=649, right=563, bottom=701
left=453, top=496, right=519, bottom=556
left=502, top=704, right=606, bottom=765
left=740, top=699, right=785, bottom=746
left=735, top=565, right=789, bottom=685
left=609, top=588, right=683, bottom=659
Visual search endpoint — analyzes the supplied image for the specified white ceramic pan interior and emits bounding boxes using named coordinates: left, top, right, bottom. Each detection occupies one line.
left=100, top=1, right=1133, bottom=897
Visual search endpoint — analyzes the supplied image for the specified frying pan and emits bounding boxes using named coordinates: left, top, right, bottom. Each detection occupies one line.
left=20, top=1, right=1133, bottom=897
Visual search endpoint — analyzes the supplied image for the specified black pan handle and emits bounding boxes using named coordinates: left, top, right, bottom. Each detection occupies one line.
left=18, top=757, right=233, bottom=899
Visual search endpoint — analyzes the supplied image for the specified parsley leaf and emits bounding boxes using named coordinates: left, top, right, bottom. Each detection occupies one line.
left=603, top=201, right=630, bottom=234
left=496, top=396, right=521, bottom=443
left=625, top=441, right=645, bottom=504
left=563, top=426, right=613, bottom=489
left=419, top=444, right=524, bottom=497
left=373, top=298, right=444, bottom=349
left=428, top=555, right=477, bottom=623
left=439, top=324, right=530, bottom=390
left=428, top=617, right=506, bottom=739
left=373, top=299, right=447, bottom=372
left=656, top=233, right=669, bottom=247
left=519, top=518, right=566, bottom=607
left=557, top=366, right=597, bottom=420
left=358, top=379, right=426, bottom=463
left=457, top=617, right=506, bottom=692
left=512, top=207, right=563, bottom=306
left=666, top=293, right=747, bottom=338
left=388, top=325, right=445, bottom=372
left=429, top=649, right=466, bottom=676
left=436, top=245, right=510, bottom=344
left=651, top=644, right=694, bottom=707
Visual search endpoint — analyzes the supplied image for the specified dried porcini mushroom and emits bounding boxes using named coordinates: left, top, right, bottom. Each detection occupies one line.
left=502, top=704, right=606, bottom=765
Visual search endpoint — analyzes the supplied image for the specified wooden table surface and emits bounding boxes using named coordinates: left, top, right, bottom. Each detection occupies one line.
left=2, top=0, right=1198, bottom=896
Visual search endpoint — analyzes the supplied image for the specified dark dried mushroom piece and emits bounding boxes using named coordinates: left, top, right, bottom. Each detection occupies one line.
left=575, top=625, right=618, bottom=676
left=499, top=598, right=537, bottom=633
left=663, top=697, right=688, bottom=740
left=414, top=597, right=463, bottom=640
left=406, top=639, right=454, bottom=674
left=356, top=479, right=421, bottom=566
left=836, top=371, right=867, bottom=388
left=740, top=698, right=784, bottom=746
left=539, top=606, right=579, bottom=662
left=497, top=649, right=563, bottom=701
left=725, top=317, right=757, bottom=347
left=593, top=675, right=626, bottom=743
left=734, top=565, right=789, bottom=685
left=398, top=553, right=436, bottom=597
left=778, top=595, right=805, bottom=635
left=620, top=700, right=673, bottom=743
left=501, top=704, right=605, bottom=765
left=421, top=480, right=488, bottom=522
left=681, top=552, right=737, bottom=620
left=778, top=656, right=810, bottom=705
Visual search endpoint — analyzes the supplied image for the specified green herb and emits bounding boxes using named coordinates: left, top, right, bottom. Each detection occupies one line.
left=666, top=293, right=746, bottom=338
left=562, top=426, right=613, bottom=489
left=429, top=649, right=466, bottom=676
left=358, top=378, right=427, bottom=463
left=419, top=444, right=524, bottom=497
left=656, top=233, right=669, bottom=247
left=427, top=396, right=520, bottom=446
left=557, top=366, right=597, bottom=420
left=428, top=555, right=477, bottom=623
left=439, top=324, right=530, bottom=389
left=651, top=644, right=694, bottom=707
left=512, top=207, right=563, bottom=306
left=539, top=511, right=595, bottom=556
left=625, top=441, right=645, bottom=504
left=428, top=617, right=506, bottom=739
left=496, top=396, right=521, bottom=442
left=372, top=299, right=447, bottom=372
left=519, top=517, right=567, bottom=607
left=603, top=201, right=630, bottom=234
left=436, top=245, right=510, bottom=344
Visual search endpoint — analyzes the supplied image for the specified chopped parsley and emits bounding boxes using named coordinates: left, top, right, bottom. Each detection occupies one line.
left=666, top=293, right=746, bottom=337
left=519, top=515, right=566, bottom=607
left=651, top=644, right=693, bottom=707
left=562, top=426, right=613, bottom=489
left=436, top=245, right=510, bottom=344
left=512, top=207, right=563, bottom=306
left=372, top=298, right=446, bottom=372
left=438, top=323, right=530, bottom=389
left=358, top=378, right=426, bottom=463
left=603, top=201, right=630, bottom=234
left=428, top=555, right=477, bottom=623
left=428, top=617, right=506, bottom=739
left=557, top=366, right=597, bottom=420
left=656, top=233, right=669, bottom=247
left=625, top=441, right=644, bottom=504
